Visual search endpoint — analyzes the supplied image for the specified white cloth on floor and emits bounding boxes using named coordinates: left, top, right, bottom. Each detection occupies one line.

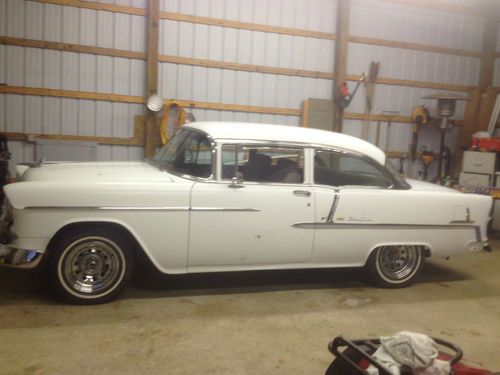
left=366, top=331, right=451, bottom=375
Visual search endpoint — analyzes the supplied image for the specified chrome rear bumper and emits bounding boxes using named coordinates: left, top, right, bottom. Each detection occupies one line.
left=0, top=244, right=42, bottom=269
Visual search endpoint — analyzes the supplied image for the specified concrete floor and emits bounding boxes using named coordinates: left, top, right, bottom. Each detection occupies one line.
left=2, top=240, right=500, bottom=374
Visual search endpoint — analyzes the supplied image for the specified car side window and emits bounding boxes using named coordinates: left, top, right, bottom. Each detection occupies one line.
left=314, top=150, right=392, bottom=188
left=221, top=145, right=304, bottom=184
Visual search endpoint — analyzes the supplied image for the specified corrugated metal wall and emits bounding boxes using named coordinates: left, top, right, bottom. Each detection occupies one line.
left=0, top=0, right=491, bottom=179
left=158, top=0, right=336, bottom=126
left=344, top=0, right=483, bottom=178
left=0, top=0, right=147, bottom=170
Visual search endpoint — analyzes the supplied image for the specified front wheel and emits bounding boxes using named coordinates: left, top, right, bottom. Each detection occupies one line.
left=365, top=245, right=423, bottom=288
left=49, top=227, right=135, bottom=304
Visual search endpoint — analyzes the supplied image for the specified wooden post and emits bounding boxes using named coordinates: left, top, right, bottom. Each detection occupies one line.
left=145, top=0, right=160, bottom=158
left=452, top=88, right=480, bottom=175
left=332, top=0, right=350, bottom=132
left=478, top=1, right=497, bottom=91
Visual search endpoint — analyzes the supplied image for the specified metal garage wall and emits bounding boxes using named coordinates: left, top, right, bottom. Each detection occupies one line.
left=346, top=0, right=484, bottom=178
left=0, top=0, right=147, bottom=170
left=0, top=0, right=491, bottom=180
left=158, top=0, right=336, bottom=126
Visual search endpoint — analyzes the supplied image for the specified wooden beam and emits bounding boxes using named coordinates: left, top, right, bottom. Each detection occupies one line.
left=31, top=0, right=335, bottom=40
left=479, top=1, right=498, bottom=90
left=3, top=116, right=145, bottom=146
left=0, top=36, right=476, bottom=91
left=160, top=12, right=335, bottom=40
left=163, top=99, right=300, bottom=116
left=30, top=0, right=146, bottom=16
left=348, top=35, right=481, bottom=58
left=159, top=55, right=333, bottom=79
left=0, top=85, right=144, bottom=103
left=2, top=84, right=468, bottom=126
left=300, top=100, right=311, bottom=127
left=0, top=85, right=300, bottom=116
left=0, top=36, right=146, bottom=60
left=452, top=88, right=481, bottom=175
left=345, top=112, right=411, bottom=124
left=346, top=74, right=473, bottom=92
left=28, top=0, right=484, bottom=59
left=345, top=112, right=464, bottom=126
left=4, top=131, right=141, bottom=146
left=145, top=0, right=160, bottom=158
left=333, top=0, right=350, bottom=132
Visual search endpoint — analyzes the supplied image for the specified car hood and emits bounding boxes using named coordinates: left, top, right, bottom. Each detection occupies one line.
left=406, top=178, right=460, bottom=193
left=18, top=161, right=175, bottom=182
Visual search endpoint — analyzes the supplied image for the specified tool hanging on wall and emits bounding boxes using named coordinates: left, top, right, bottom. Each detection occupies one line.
left=381, top=110, right=400, bottom=154
left=410, top=105, right=430, bottom=161
left=335, top=73, right=366, bottom=109
left=419, top=148, right=435, bottom=181
left=362, top=62, right=380, bottom=140
left=159, top=103, right=186, bottom=145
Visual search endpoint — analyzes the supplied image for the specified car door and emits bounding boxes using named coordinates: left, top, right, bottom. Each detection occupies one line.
left=188, top=143, right=315, bottom=269
left=311, top=149, right=398, bottom=266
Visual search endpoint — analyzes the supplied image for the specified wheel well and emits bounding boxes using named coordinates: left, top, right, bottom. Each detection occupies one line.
left=367, top=244, right=432, bottom=265
left=44, top=221, right=149, bottom=265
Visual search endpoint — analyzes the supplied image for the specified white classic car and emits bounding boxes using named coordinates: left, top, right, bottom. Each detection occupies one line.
left=0, top=122, right=493, bottom=304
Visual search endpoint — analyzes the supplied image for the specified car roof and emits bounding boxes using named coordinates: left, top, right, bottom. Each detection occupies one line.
left=183, top=121, right=386, bottom=165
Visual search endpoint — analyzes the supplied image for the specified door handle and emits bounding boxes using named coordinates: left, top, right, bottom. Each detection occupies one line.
left=293, top=190, right=311, bottom=197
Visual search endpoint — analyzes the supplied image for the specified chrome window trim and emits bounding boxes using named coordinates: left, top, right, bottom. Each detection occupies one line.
left=216, top=140, right=308, bottom=185
left=150, top=128, right=217, bottom=182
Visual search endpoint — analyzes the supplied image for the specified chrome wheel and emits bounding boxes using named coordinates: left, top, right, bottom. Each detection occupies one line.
left=376, top=245, right=421, bottom=283
left=58, top=237, right=126, bottom=298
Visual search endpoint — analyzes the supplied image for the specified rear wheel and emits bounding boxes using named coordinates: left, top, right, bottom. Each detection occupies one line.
left=366, top=245, right=423, bottom=288
left=49, top=227, right=135, bottom=304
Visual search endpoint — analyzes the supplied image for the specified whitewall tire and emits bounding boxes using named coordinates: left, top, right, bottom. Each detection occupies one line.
left=366, top=245, right=423, bottom=288
left=49, top=227, right=135, bottom=304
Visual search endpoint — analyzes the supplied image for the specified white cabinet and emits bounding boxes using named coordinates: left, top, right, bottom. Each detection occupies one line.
left=462, top=151, right=495, bottom=174
left=459, top=172, right=491, bottom=186
left=461, top=151, right=496, bottom=187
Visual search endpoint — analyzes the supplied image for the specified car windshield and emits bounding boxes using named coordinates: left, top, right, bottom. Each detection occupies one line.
left=385, top=158, right=410, bottom=189
left=152, top=129, right=213, bottom=178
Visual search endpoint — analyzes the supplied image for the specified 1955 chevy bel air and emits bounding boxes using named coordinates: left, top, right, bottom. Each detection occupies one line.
left=0, top=122, right=493, bottom=304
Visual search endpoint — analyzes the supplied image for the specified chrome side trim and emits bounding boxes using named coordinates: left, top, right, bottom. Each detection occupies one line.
left=25, top=206, right=190, bottom=211
left=191, top=207, right=260, bottom=212
left=327, top=190, right=340, bottom=223
left=293, top=222, right=480, bottom=232
left=0, top=246, right=43, bottom=269
left=24, top=206, right=260, bottom=212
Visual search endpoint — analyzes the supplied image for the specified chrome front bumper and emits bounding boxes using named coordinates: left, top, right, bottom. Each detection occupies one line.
left=0, top=244, right=42, bottom=269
